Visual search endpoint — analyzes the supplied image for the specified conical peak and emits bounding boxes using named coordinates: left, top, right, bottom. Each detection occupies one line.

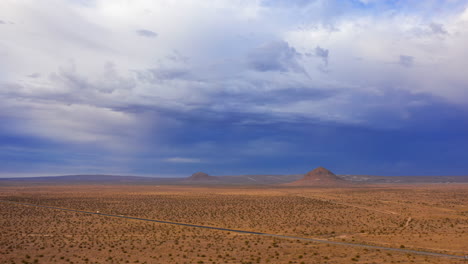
left=284, top=166, right=346, bottom=186
left=301, top=167, right=342, bottom=182
left=187, top=172, right=216, bottom=181
left=306, top=167, right=335, bottom=176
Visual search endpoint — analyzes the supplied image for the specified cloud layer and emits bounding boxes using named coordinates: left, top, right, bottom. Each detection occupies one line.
left=1, top=0, right=468, bottom=176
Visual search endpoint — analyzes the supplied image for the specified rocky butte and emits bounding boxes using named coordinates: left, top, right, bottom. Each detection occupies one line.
left=186, top=172, right=218, bottom=181
left=286, top=167, right=348, bottom=186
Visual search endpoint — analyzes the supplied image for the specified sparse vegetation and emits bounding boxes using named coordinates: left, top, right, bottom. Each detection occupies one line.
left=0, top=184, right=466, bottom=263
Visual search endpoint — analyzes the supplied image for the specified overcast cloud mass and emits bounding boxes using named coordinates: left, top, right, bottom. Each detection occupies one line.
left=1, top=0, right=468, bottom=177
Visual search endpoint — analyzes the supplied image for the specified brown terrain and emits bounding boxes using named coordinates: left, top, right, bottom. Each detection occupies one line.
left=0, top=169, right=467, bottom=263
left=1, top=169, right=467, bottom=186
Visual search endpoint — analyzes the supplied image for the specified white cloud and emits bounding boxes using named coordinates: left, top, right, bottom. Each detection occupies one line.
left=163, top=157, right=203, bottom=163
left=285, top=11, right=468, bottom=104
left=1, top=0, right=468, bottom=150
left=0, top=96, right=150, bottom=150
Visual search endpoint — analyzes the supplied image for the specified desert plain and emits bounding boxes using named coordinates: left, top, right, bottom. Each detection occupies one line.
left=0, top=180, right=467, bottom=264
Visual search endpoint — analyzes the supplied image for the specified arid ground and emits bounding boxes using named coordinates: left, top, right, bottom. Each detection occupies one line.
left=1, top=184, right=467, bottom=263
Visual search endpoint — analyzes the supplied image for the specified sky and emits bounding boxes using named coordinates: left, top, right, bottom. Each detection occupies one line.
left=1, top=0, right=468, bottom=177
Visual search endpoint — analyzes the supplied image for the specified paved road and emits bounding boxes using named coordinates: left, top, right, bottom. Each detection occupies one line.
left=1, top=200, right=466, bottom=260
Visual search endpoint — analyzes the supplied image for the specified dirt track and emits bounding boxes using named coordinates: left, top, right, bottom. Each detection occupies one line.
left=1, top=199, right=465, bottom=261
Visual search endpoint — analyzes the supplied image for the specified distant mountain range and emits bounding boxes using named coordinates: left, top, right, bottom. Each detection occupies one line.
left=0, top=168, right=467, bottom=186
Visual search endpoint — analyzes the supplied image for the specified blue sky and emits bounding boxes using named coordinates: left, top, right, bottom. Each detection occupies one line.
left=1, top=0, right=468, bottom=177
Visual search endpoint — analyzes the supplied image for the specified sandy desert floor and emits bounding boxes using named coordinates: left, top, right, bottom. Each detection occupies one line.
left=0, top=184, right=467, bottom=263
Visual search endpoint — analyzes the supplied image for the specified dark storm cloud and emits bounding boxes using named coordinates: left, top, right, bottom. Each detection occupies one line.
left=399, top=55, right=414, bottom=67
left=4, top=90, right=468, bottom=177
left=315, top=46, right=329, bottom=65
left=216, top=86, right=336, bottom=108
left=136, top=29, right=158, bottom=38
left=126, top=89, right=468, bottom=176
left=247, top=41, right=303, bottom=72
left=2, top=1, right=468, bottom=177
left=166, top=50, right=190, bottom=63
left=429, top=23, right=447, bottom=35
left=49, top=62, right=135, bottom=95
left=136, top=68, right=190, bottom=83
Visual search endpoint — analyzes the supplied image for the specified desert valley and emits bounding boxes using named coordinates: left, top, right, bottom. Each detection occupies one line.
left=3, top=1, right=468, bottom=263
left=1, top=168, right=467, bottom=264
